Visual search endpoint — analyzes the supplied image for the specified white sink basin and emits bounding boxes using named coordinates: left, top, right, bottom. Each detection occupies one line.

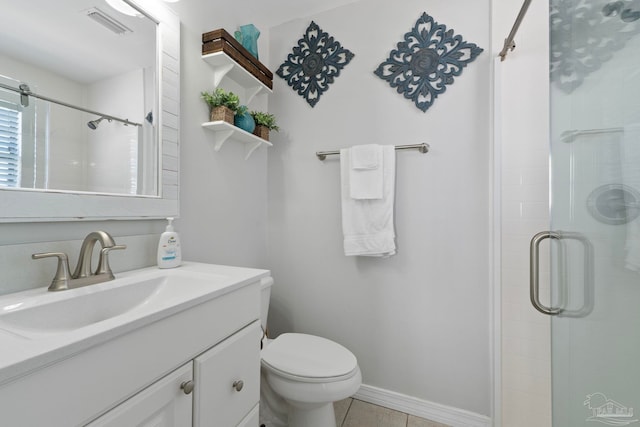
left=0, top=263, right=262, bottom=339
left=0, top=277, right=162, bottom=333
left=0, top=262, right=269, bottom=386
left=0, top=264, right=237, bottom=337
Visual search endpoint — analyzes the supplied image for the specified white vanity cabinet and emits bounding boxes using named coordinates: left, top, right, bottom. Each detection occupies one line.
left=0, top=264, right=266, bottom=427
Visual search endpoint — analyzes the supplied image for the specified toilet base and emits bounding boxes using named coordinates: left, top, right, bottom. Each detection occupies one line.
left=288, top=400, right=336, bottom=427
left=260, top=372, right=288, bottom=427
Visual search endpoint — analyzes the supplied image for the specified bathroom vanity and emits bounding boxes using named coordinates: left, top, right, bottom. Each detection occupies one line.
left=0, top=262, right=268, bottom=426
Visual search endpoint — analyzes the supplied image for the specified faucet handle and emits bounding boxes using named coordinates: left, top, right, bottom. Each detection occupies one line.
left=32, top=252, right=72, bottom=292
left=95, top=244, right=127, bottom=277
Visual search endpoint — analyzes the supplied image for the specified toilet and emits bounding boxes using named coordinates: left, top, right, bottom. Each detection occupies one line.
left=259, top=277, right=362, bottom=427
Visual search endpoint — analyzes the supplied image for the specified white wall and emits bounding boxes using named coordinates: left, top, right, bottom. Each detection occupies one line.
left=492, top=1, right=552, bottom=426
left=167, top=2, right=270, bottom=269
left=267, top=0, right=492, bottom=417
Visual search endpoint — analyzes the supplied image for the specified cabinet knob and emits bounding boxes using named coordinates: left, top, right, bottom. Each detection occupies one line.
left=233, top=380, right=244, bottom=392
left=181, top=380, right=194, bottom=394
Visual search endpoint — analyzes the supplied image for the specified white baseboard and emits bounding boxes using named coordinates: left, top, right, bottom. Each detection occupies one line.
left=353, top=384, right=492, bottom=427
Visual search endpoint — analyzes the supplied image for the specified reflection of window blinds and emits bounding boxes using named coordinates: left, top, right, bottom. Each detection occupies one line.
left=0, top=104, right=21, bottom=187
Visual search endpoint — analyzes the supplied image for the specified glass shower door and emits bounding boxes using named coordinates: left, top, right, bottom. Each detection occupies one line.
left=545, top=0, right=640, bottom=425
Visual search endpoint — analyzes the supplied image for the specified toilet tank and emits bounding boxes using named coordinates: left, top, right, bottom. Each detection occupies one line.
left=260, top=277, right=274, bottom=333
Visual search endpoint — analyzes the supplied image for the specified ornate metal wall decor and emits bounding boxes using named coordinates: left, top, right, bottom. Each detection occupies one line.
left=550, top=0, right=640, bottom=93
left=602, top=1, right=640, bottom=23
left=276, top=21, right=354, bottom=107
left=374, top=12, right=483, bottom=113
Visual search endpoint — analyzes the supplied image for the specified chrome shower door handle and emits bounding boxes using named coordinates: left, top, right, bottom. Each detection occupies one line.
left=530, top=231, right=564, bottom=315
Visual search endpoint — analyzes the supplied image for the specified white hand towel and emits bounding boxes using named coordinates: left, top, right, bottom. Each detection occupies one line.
left=349, top=144, right=383, bottom=200
left=351, top=144, right=380, bottom=169
left=622, top=124, right=640, bottom=272
left=340, top=145, right=396, bottom=257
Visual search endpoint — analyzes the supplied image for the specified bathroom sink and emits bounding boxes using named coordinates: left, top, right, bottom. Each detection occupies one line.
left=0, top=263, right=244, bottom=338
left=0, top=276, right=163, bottom=334
left=0, top=261, right=268, bottom=394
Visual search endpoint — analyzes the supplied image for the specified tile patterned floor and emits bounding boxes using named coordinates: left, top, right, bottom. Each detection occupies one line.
left=334, top=398, right=451, bottom=427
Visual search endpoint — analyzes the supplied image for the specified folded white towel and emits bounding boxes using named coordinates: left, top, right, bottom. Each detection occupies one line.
left=340, top=145, right=396, bottom=257
left=350, top=144, right=380, bottom=169
left=349, top=144, right=383, bottom=200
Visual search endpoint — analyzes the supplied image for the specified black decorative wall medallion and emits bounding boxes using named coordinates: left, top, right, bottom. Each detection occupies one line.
left=276, top=21, right=354, bottom=107
left=374, top=12, right=483, bottom=112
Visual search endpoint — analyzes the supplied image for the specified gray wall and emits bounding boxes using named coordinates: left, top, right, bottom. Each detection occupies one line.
left=266, top=0, right=492, bottom=416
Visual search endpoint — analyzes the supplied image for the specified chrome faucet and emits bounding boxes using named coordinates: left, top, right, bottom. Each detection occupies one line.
left=32, top=231, right=126, bottom=291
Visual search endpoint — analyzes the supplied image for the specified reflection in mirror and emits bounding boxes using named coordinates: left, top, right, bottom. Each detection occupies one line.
left=550, top=0, right=640, bottom=93
left=0, top=0, right=158, bottom=196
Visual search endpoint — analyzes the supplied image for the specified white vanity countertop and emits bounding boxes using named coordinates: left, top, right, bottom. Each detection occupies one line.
left=0, top=262, right=269, bottom=386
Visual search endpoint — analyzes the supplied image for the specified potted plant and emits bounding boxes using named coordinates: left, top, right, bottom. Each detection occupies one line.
left=250, top=111, right=279, bottom=141
left=201, top=88, right=242, bottom=124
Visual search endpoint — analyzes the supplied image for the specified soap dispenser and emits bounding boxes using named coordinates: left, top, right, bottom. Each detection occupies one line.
left=157, top=217, right=181, bottom=268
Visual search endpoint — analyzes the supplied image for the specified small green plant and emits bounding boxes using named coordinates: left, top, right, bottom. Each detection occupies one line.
left=236, top=105, right=248, bottom=116
left=201, top=88, right=242, bottom=113
left=250, top=111, right=280, bottom=131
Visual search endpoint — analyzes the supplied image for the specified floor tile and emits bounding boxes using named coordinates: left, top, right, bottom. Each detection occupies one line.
left=342, top=399, right=407, bottom=427
left=408, top=414, right=451, bottom=427
left=334, top=398, right=352, bottom=426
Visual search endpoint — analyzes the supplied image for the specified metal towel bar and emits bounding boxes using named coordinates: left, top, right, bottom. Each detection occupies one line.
left=316, top=143, right=429, bottom=160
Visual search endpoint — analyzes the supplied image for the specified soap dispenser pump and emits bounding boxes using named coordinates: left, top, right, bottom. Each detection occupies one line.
left=157, top=217, right=181, bottom=268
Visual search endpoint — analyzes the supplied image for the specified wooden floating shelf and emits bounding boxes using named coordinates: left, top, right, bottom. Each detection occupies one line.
left=201, top=52, right=272, bottom=104
left=202, top=28, right=273, bottom=90
left=202, top=120, right=272, bottom=160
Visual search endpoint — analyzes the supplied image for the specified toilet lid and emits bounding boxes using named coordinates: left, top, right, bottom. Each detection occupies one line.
left=261, top=333, right=357, bottom=379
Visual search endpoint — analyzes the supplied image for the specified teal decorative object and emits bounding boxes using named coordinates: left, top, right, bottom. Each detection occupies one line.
left=234, top=110, right=256, bottom=133
left=234, top=24, right=260, bottom=59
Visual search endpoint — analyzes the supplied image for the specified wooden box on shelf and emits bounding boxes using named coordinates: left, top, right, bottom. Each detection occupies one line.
left=210, top=106, right=234, bottom=124
left=253, top=125, right=269, bottom=141
left=202, top=28, right=273, bottom=90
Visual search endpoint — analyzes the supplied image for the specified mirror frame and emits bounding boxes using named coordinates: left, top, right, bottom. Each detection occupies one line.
left=0, top=0, right=179, bottom=222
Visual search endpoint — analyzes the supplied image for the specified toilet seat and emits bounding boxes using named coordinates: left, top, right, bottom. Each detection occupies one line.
left=261, top=333, right=358, bottom=383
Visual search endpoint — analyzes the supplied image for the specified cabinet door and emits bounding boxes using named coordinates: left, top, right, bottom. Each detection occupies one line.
left=194, top=321, right=261, bottom=427
left=86, top=363, right=193, bottom=427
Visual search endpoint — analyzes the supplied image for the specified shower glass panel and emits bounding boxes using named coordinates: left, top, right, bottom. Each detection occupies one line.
left=549, top=0, right=640, bottom=425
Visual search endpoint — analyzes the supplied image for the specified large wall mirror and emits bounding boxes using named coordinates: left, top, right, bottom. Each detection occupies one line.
left=0, top=0, right=179, bottom=221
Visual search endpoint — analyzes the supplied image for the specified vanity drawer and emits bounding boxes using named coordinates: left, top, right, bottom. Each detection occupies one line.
left=193, top=320, right=261, bottom=427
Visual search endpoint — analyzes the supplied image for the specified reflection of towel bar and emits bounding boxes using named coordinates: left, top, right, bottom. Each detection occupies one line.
left=561, top=127, right=623, bottom=143
left=316, top=143, right=429, bottom=160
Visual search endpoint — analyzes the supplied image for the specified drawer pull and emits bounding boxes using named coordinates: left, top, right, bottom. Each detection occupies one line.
left=233, top=380, right=244, bottom=392
left=181, top=380, right=194, bottom=394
